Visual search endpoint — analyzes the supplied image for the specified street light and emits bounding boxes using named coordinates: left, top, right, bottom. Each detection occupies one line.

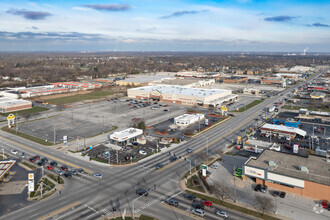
left=1, top=149, right=4, bottom=159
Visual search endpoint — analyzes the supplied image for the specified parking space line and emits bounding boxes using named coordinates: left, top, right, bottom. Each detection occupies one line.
left=0, top=136, right=93, bottom=174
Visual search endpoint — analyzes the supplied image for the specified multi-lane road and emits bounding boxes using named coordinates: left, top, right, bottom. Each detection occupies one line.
left=0, top=72, right=323, bottom=220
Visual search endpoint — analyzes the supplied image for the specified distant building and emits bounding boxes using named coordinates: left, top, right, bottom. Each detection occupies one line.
left=174, top=114, right=204, bottom=126
left=222, top=76, right=248, bottom=83
left=160, top=78, right=215, bottom=88
left=0, top=97, right=32, bottom=113
left=243, top=88, right=260, bottom=95
left=109, top=128, right=143, bottom=146
left=115, top=75, right=173, bottom=86
left=310, top=91, right=326, bottom=99
left=243, top=150, right=330, bottom=201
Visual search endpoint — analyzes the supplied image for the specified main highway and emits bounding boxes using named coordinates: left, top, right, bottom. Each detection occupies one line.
left=0, top=72, right=322, bottom=220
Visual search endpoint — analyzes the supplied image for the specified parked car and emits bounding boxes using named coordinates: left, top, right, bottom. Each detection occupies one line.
left=273, top=191, right=279, bottom=197
left=216, top=211, right=229, bottom=218
left=280, top=192, right=286, bottom=198
left=321, top=201, right=328, bottom=209
left=210, top=164, right=218, bottom=169
left=183, top=194, right=196, bottom=201
left=260, top=185, right=268, bottom=193
left=46, top=165, right=54, bottom=170
left=139, top=150, right=147, bottom=155
left=187, top=147, right=193, bottom=153
left=64, top=172, right=72, bottom=177
left=191, top=209, right=205, bottom=217
left=20, top=152, right=25, bottom=158
left=202, top=200, right=212, bottom=207
left=165, top=198, right=179, bottom=207
left=50, top=161, right=58, bottom=166
left=155, top=163, right=164, bottom=170
left=29, top=157, right=36, bottom=163
left=11, top=149, right=18, bottom=154
left=93, top=173, right=102, bottom=178
left=254, top=184, right=261, bottom=192
left=61, top=165, right=68, bottom=171
left=136, top=188, right=148, bottom=196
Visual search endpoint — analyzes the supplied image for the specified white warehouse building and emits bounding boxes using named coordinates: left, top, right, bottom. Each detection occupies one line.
left=174, top=114, right=205, bottom=126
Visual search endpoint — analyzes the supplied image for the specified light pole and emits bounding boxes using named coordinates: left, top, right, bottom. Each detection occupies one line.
left=1, top=149, right=4, bottom=159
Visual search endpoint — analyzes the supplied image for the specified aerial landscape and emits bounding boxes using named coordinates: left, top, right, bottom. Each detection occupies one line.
left=0, top=1, right=329, bottom=220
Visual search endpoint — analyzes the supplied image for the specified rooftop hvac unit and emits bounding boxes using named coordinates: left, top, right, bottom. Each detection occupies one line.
left=299, top=166, right=309, bottom=173
left=269, top=161, right=277, bottom=167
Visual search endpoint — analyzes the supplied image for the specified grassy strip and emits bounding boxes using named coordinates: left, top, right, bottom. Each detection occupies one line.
left=139, top=215, right=158, bottom=220
left=91, top=157, right=109, bottom=164
left=185, top=190, right=280, bottom=220
left=44, top=90, right=115, bottom=105
left=1, top=126, right=53, bottom=146
left=232, top=100, right=264, bottom=112
left=186, top=175, right=206, bottom=193
left=282, top=105, right=330, bottom=112
left=0, top=106, right=49, bottom=117
left=21, top=161, right=37, bottom=170
left=47, top=174, right=64, bottom=184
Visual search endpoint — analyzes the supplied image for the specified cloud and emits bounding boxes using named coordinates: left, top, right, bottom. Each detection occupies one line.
left=264, top=15, right=296, bottom=22
left=160, top=10, right=208, bottom=19
left=6, top=9, right=51, bottom=20
left=82, top=4, right=131, bottom=12
left=312, top=22, right=329, bottom=27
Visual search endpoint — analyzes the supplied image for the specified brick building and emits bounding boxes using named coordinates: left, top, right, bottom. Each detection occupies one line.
left=0, top=97, right=32, bottom=113
left=243, top=150, right=330, bottom=201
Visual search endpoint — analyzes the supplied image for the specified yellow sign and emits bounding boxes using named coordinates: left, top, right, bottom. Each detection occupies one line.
left=7, top=114, right=15, bottom=120
left=221, top=106, right=227, bottom=111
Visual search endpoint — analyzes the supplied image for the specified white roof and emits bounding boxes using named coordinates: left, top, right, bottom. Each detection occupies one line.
left=109, top=128, right=143, bottom=142
left=174, top=114, right=204, bottom=121
left=131, top=85, right=231, bottom=98
left=0, top=160, right=16, bottom=180
left=0, top=97, right=31, bottom=107
left=261, top=123, right=307, bottom=136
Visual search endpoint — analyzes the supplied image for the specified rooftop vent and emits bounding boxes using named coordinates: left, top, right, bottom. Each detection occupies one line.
left=299, top=166, right=309, bottom=173
left=269, top=161, right=277, bottom=167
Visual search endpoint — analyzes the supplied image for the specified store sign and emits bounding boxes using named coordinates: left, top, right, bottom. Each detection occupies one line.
left=28, top=173, right=34, bottom=192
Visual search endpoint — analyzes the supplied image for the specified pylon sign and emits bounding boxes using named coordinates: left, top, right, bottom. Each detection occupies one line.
left=7, top=113, right=15, bottom=129
left=28, top=173, right=34, bottom=192
left=201, top=164, right=208, bottom=177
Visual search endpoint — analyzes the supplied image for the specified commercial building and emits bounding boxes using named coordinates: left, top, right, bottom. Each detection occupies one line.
left=310, top=91, right=326, bottom=99
left=243, top=88, right=260, bottom=95
left=160, top=79, right=215, bottom=88
left=0, top=160, right=16, bottom=182
left=174, top=114, right=204, bottom=126
left=109, top=128, right=143, bottom=147
left=243, top=150, right=330, bottom=201
left=127, top=85, right=232, bottom=107
left=0, top=97, right=32, bottom=113
left=116, top=75, right=174, bottom=86
left=244, top=140, right=280, bottom=153
left=176, top=71, right=220, bottom=78
left=222, top=76, right=248, bottom=83
left=260, top=123, right=306, bottom=140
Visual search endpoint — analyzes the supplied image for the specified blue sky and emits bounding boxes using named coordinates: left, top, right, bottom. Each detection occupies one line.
left=0, top=0, right=329, bottom=52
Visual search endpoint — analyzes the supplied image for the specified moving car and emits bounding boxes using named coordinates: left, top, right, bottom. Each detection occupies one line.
left=70, top=169, right=77, bottom=175
left=169, top=156, right=177, bottom=162
left=20, top=152, right=25, bottom=158
left=37, top=161, right=45, bottom=166
left=77, top=168, right=85, bottom=173
left=216, top=211, right=229, bottom=218
left=192, top=202, right=204, bottom=210
left=11, top=149, right=18, bottom=154
left=155, top=163, right=164, bottom=170
left=50, top=161, right=58, bottom=166
left=260, top=185, right=268, bottom=193
left=139, top=150, right=147, bottom=155
left=46, top=165, right=53, bottom=170
left=136, top=188, right=148, bottom=196
left=93, top=173, right=102, bottom=178
left=61, top=165, right=68, bottom=171
left=191, top=209, right=205, bottom=217
left=183, top=194, right=196, bottom=201
left=202, top=200, right=212, bottom=207
left=64, top=172, right=72, bottom=177
left=254, top=184, right=261, bottom=192
left=165, top=198, right=179, bottom=207
left=41, top=157, right=48, bottom=163
left=29, top=157, right=36, bottom=163
left=187, top=147, right=193, bottom=153
left=34, top=155, right=40, bottom=160
left=56, top=169, right=63, bottom=175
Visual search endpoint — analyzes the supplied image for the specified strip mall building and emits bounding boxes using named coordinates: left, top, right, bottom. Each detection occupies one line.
left=243, top=150, right=330, bottom=201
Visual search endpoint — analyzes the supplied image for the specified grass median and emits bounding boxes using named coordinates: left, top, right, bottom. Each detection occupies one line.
left=1, top=126, right=53, bottom=146
left=0, top=106, right=49, bottom=117
left=232, top=100, right=264, bottom=112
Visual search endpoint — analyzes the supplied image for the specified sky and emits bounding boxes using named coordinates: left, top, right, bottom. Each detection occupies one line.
left=0, top=0, right=329, bottom=52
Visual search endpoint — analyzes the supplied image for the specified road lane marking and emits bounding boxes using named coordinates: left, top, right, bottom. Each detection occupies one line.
left=0, top=136, right=93, bottom=173
left=160, top=202, right=203, bottom=220
left=37, top=201, right=81, bottom=220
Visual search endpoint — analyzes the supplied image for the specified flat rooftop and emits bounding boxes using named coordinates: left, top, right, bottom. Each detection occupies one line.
left=161, top=78, right=201, bottom=86
left=175, top=113, right=204, bottom=121
left=131, top=85, right=231, bottom=98
left=109, top=128, right=143, bottom=142
left=0, top=97, right=31, bottom=107
left=118, top=75, right=173, bottom=83
left=246, top=150, right=330, bottom=186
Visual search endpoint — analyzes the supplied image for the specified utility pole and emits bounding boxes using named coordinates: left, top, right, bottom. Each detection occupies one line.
left=116, top=150, right=118, bottom=164
left=1, top=149, right=4, bottom=159
left=53, top=124, right=56, bottom=145
left=76, top=136, right=79, bottom=152
left=40, top=182, right=43, bottom=199
left=233, top=165, right=237, bottom=203
left=206, top=137, right=209, bottom=165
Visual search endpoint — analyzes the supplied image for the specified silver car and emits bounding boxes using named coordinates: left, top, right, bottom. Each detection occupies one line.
left=192, top=209, right=205, bottom=217
left=216, top=211, right=229, bottom=218
left=56, top=169, right=63, bottom=175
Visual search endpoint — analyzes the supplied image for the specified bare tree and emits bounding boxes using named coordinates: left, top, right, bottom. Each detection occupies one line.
left=210, top=183, right=231, bottom=202
left=254, top=195, right=274, bottom=216
left=198, top=151, right=209, bottom=163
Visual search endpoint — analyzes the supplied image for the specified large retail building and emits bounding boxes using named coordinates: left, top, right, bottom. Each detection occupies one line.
left=127, top=85, right=234, bottom=107
left=0, top=97, right=32, bottom=113
left=243, top=150, right=330, bottom=201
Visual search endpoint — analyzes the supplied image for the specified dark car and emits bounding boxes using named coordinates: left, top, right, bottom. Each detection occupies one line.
left=34, top=155, right=40, bottom=160
left=70, top=169, right=77, bottom=175
left=192, top=202, right=204, bottom=210
left=61, top=165, right=68, bottom=171
left=273, top=191, right=279, bottom=197
left=77, top=168, right=85, bottom=173
left=155, top=163, right=164, bottom=170
left=136, top=189, right=148, bottom=196
left=37, top=161, right=45, bottom=166
left=41, top=157, right=48, bottom=163
left=279, top=192, right=286, bottom=198
left=184, top=194, right=196, bottom=201
left=165, top=198, right=179, bottom=207
left=64, top=172, right=72, bottom=177
left=29, top=157, right=36, bottom=163
left=169, top=156, right=177, bottom=162
left=50, top=161, right=58, bottom=166
left=260, top=185, right=268, bottom=193
left=254, top=184, right=261, bottom=192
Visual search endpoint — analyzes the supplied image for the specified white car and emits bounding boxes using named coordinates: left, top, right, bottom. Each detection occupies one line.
left=139, top=150, right=147, bottom=155
left=11, top=149, right=18, bottom=154
left=94, top=173, right=103, bottom=178
left=216, top=211, right=229, bottom=218
left=192, top=209, right=205, bottom=217
left=56, top=169, right=63, bottom=175
left=210, top=164, right=218, bottom=169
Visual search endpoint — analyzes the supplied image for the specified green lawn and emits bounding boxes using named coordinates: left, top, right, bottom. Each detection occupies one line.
left=233, top=100, right=264, bottom=112
left=21, top=161, right=37, bottom=170
left=1, top=126, right=53, bottom=146
left=282, top=105, right=330, bottom=112
left=0, top=106, right=49, bottom=117
left=44, top=90, right=115, bottom=104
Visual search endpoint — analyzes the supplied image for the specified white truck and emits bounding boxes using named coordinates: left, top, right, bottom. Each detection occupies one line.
left=268, top=106, right=276, bottom=113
